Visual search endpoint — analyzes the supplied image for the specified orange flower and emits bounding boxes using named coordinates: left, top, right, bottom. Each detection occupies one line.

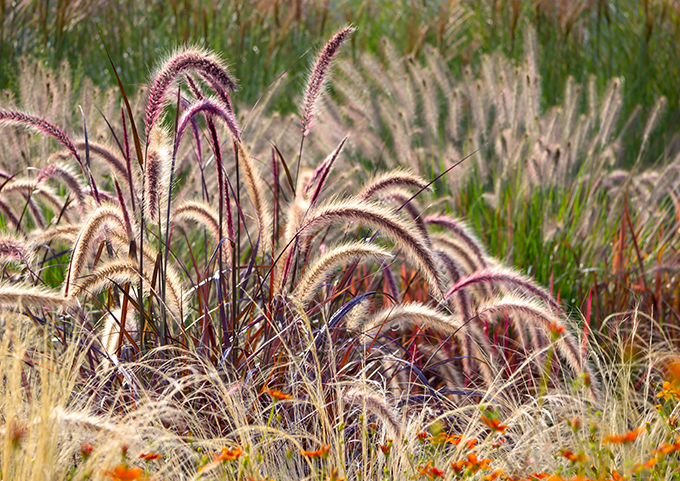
left=264, top=387, right=292, bottom=401
left=80, top=443, right=93, bottom=458
left=198, top=446, right=243, bottom=472
left=491, top=438, right=506, bottom=448
left=481, top=415, right=508, bottom=434
left=610, top=470, right=623, bottom=481
left=657, top=381, right=680, bottom=402
left=559, top=449, right=588, bottom=463
left=140, top=452, right=162, bottom=461
left=603, top=427, right=643, bottom=444
left=451, top=459, right=467, bottom=474
left=549, top=321, right=565, bottom=338
left=466, top=452, right=492, bottom=473
left=482, top=470, right=504, bottom=480
left=644, top=457, right=658, bottom=469
left=104, top=465, right=145, bottom=481
left=417, top=431, right=429, bottom=442
left=530, top=473, right=550, bottom=479
left=665, top=357, right=680, bottom=382
left=652, top=438, right=680, bottom=454
left=418, top=461, right=444, bottom=479
left=300, top=444, right=330, bottom=458
left=379, top=439, right=392, bottom=456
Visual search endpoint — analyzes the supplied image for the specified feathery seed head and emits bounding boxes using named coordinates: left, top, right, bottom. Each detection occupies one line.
left=145, top=46, right=237, bottom=138
left=301, top=26, right=355, bottom=137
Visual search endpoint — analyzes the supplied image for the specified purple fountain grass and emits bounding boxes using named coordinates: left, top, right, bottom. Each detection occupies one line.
left=424, top=214, right=488, bottom=268
left=0, top=236, right=32, bottom=264
left=477, top=295, right=599, bottom=400
left=301, top=26, right=355, bottom=138
left=300, top=198, right=445, bottom=299
left=357, top=170, right=430, bottom=202
left=145, top=47, right=237, bottom=138
left=174, top=97, right=241, bottom=154
left=36, top=163, right=86, bottom=215
left=445, top=266, right=563, bottom=315
left=65, top=204, right=128, bottom=296
left=74, top=141, right=128, bottom=182
left=0, top=110, right=82, bottom=167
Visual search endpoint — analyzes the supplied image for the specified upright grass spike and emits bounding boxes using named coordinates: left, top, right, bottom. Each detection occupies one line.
left=292, top=242, right=393, bottom=308
left=301, top=26, right=356, bottom=138
left=100, top=308, right=123, bottom=367
left=144, top=128, right=172, bottom=223
left=145, top=46, right=237, bottom=138
left=296, top=26, right=355, bottom=187
left=235, top=140, right=272, bottom=252
left=300, top=198, right=445, bottom=299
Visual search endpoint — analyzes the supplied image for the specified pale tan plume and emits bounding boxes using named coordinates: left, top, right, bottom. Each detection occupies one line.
left=292, top=242, right=393, bottom=308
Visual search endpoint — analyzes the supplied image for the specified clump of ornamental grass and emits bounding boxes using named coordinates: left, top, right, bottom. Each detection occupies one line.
left=0, top=27, right=616, bottom=480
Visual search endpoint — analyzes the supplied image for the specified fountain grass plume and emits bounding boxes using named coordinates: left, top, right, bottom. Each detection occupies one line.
left=477, top=295, right=598, bottom=400
left=355, top=302, right=495, bottom=385
left=0, top=199, right=20, bottom=232
left=36, top=163, right=86, bottom=215
left=145, top=46, right=237, bottom=138
left=292, top=242, right=393, bottom=308
left=144, top=127, right=172, bottom=223
left=301, top=198, right=445, bottom=299
left=357, top=170, right=430, bottom=202
left=69, top=258, right=183, bottom=321
left=0, top=109, right=81, bottom=166
left=435, top=249, right=472, bottom=320
left=382, top=190, right=430, bottom=247
left=175, top=97, right=241, bottom=150
left=172, top=200, right=228, bottom=260
left=29, top=225, right=81, bottom=247
left=0, top=236, right=32, bottom=265
left=0, top=179, right=63, bottom=211
left=301, top=26, right=355, bottom=137
left=73, top=141, right=128, bottom=182
left=424, top=215, right=488, bottom=268
left=445, top=265, right=563, bottom=315
left=0, top=282, right=66, bottom=308
left=235, top=140, right=272, bottom=252
left=343, top=388, right=402, bottom=439
left=65, top=204, right=127, bottom=296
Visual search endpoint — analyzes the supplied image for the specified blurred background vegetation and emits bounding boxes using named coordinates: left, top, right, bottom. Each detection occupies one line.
left=1, top=0, right=678, bottom=159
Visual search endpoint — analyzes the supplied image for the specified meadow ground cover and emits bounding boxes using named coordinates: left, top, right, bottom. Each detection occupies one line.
left=0, top=3, right=680, bottom=481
